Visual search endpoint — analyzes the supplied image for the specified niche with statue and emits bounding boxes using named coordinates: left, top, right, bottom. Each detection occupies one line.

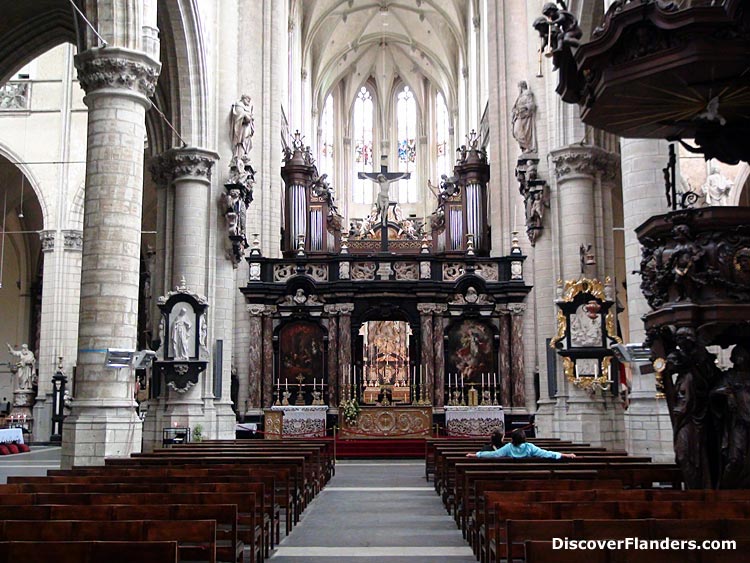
left=154, top=278, right=209, bottom=393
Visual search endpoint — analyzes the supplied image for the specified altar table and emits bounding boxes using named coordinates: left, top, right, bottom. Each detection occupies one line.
left=444, top=405, right=504, bottom=437
left=339, top=406, right=432, bottom=439
left=270, top=405, right=327, bottom=437
left=0, top=428, right=24, bottom=444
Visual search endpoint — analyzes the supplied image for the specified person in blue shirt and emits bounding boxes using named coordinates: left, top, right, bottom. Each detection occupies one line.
left=467, top=429, right=576, bottom=459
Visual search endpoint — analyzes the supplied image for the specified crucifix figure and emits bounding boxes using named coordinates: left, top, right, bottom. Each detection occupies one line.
left=358, top=156, right=411, bottom=227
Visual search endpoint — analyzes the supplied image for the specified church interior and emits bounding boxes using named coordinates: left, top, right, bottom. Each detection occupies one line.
left=0, top=0, right=749, bottom=561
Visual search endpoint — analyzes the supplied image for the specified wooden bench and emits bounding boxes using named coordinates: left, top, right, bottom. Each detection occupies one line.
left=0, top=540, right=179, bottom=563
left=0, top=519, right=216, bottom=563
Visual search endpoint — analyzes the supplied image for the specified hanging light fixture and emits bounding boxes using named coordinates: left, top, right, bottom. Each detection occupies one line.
left=17, top=174, right=24, bottom=219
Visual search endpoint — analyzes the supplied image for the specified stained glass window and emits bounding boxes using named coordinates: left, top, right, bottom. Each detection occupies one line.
left=319, top=94, right=334, bottom=175
left=353, top=86, right=374, bottom=204
left=436, top=92, right=450, bottom=176
left=396, top=85, right=417, bottom=203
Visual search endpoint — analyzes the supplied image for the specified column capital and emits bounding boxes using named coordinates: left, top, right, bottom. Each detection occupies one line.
left=550, top=145, right=608, bottom=182
left=164, top=147, right=220, bottom=183
left=596, top=151, right=621, bottom=184
left=75, top=47, right=161, bottom=101
left=507, top=302, right=527, bottom=316
left=324, top=303, right=354, bottom=315
left=417, top=303, right=444, bottom=315
left=63, top=230, right=83, bottom=252
left=247, top=304, right=276, bottom=316
left=39, top=230, right=56, bottom=253
left=149, top=153, right=172, bottom=187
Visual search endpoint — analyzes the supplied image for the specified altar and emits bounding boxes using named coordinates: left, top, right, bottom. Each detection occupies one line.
left=339, top=406, right=432, bottom=439
left=270, top=405, right=328, bottom=438
left=444, top=405, right=504, bottom=437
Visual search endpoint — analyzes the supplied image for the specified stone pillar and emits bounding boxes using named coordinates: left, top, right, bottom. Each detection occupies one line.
left=551, top=146, right=601, bottom=281
left=336, top=304, right=354, bottom=401
left=161, top=148, right=220, bottom=430
left=433, top=308, right=446, bottom=408
left=497, top=308, right=512, bottom=407
left=35, top=229, right=83, bottom=441
left=508, top=303, right=527, bottom=409
left=62, top=47, right=160, bottom=468
left=620, top=138, right=674, bottom=462
left=168, top=148, right=219, bottom=289
left=417, top=304, right=436, bottom=403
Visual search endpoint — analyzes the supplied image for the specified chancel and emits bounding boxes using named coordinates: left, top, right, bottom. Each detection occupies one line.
left=1, top=2, right=750, bottom=560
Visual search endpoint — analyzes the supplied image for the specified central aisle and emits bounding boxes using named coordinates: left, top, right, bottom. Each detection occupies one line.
left=271, top=460, right=475, bottom=562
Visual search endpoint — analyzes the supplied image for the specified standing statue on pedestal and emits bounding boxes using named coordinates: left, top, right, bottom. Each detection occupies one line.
left=511, top=81, right=537, bottom=154
left=702, top=164, right=733, bottom=206
left=171, top=307, right=192, bottom=361
left=231, top=94, right=255, bottom=166
left=6, top=344, right=35, bottom=390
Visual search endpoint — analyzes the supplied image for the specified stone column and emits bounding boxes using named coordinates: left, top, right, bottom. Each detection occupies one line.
left=336, top=304, right=354, bottom=402
left=551, top=146, right=601, bottom=281
left=62, top=47, right=160, bottom=468
left=620, top=138, right=674, bottom=462
left=168, top=148, right=219, bottom=289
left=417, top=304, right=436, bottom=403
left=324, top=306, right=339, bottom=406
left=496, top=308, right=512, bottom=407
left=433, top=307, right=446, bottom=408
left=160, top=148, right=219, bottom=429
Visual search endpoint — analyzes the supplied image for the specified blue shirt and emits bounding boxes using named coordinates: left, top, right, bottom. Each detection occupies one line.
left=475, top=442, right=562, bottom=460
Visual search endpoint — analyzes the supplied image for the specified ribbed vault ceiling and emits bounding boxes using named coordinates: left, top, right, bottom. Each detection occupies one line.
left=302, top=0, right=467, bottom=113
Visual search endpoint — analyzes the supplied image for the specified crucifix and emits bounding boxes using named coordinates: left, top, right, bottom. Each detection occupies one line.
left=358, top=156, right=411, bottom=228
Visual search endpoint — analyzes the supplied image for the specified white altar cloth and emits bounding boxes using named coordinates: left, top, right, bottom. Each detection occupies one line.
left=271, top=405, right=328, bottom=437
left=0, top=428, right=24, bottom=444
left=445, top=405, right=504, bottom=437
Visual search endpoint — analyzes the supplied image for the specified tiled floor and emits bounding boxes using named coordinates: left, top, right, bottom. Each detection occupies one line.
left=270, top=460, right=475, bottom=562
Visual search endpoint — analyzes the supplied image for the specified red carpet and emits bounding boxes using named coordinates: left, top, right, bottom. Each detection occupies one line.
left=334, top=438, right=426, bottom=459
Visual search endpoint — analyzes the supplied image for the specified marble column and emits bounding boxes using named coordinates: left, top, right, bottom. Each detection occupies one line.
left=261, top=311, right=275, bottom=408
left=417, top=304, right=436, bottom=403
left=324, top=306, right=339, bottom=407
left=509, top=303, right=527, bottom=409
left=246, top=305, right=272, bottom=413
left=621, top=138, right=674, bottom=462
left=61, top=48, right=160, bottom=468
left=336, top=304, right=354, bottom=402
left=433, top=308, right=446, bottom=408
left=497, top=308, right=512, bottom=408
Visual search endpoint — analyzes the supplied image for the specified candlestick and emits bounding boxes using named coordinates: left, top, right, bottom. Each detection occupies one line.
left=575, top=364, right=580, bottom=380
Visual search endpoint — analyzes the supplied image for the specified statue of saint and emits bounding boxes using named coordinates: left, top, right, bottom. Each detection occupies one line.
left=231, top=95, right=255, bottom=164
left=6, top=343, right=35, bottom=390
left=701, top=164, right=733, bottom=206
left=511, top=81, right=537, bottom=154
left=171, top=306, right=192, bottom=360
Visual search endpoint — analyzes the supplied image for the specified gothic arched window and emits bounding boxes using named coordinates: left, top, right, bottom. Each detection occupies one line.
left=436, top=92, right=450, bottom=176
left=319, top=94, right=334, bottom=176
left=352, top=86, right=374, bottom=204
left=396, top=85, right=417, bottom=203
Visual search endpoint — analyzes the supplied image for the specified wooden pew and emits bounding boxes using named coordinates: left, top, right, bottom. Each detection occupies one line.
left=0, top=519, right=216, bottom=563
left=0, top=541, right=179, bottom=563
left=0, top=504, right=241, bottom=563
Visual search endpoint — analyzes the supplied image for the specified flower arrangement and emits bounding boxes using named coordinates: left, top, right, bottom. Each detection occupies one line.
left=193, top=424, right=203, bottom=442
left=341, top=399, right=361, bottom=425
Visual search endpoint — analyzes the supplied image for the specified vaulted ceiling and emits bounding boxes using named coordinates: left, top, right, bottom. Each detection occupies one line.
left=300, top=0, right=468, bottom=115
